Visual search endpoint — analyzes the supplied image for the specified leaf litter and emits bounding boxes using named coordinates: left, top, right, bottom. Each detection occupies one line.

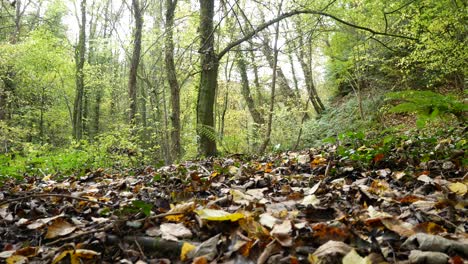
left=0, top=143, right=467, bottom=263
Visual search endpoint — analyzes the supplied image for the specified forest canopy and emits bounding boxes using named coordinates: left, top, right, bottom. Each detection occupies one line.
left=0, top=0, right=466, bottom=177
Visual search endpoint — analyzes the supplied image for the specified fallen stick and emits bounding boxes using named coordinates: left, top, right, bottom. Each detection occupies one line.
left=106, top=234, right=185, bottom=258
left=0, top=193, right=114, bottom=207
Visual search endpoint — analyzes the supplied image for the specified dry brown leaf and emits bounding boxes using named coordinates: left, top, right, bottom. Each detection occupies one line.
left=271, top=220, right=293, bottom=247
left=381, top=217, right=415, bottom=237
left=45, top=218, right=76, bottom=239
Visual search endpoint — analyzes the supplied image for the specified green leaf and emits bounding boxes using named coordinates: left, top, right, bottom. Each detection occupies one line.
left=132, top=200, right=153, bottom=217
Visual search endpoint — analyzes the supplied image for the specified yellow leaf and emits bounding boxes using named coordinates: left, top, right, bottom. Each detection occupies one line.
left=180, top=242, right=196, bottom=261
left=6, top=255, right=28, bottom=264
left=195, top=209, right=244, bottom=222
left=448, top=182, right=467, bottom=195
left=51, top=249, right=100, bottom=264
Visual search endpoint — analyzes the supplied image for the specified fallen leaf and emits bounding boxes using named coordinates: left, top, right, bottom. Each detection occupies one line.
left=408, top=250, right=449, bottom=264
left=27, top=214, right=64, bottom=230
left=6, top=255, right=28, bottom=264
left=160, top=223, right=192, bottom=241
left=381, top=217, right=415, bottom=237
left=312, top=223, right=349, bottom=243
left=301, top=195, right=320, bottom=207
left=259, top=213, right=279, bottom=229
left=45, top=218, right=76, bottom=239
left=448, top=182, right=467, bottom=195
left=0, top=251, right=15, bottom=258
left=311, top=240, right=352, bottom=263
left=51, top=249, right=100, bottom=264
left=402, top=234, right=468, bottom=256
left=187, top=234, right=220, bottom=261
left=414, top=222, right=447, bottom=234
left=180, top=242, right=196, bottom=261
left=14, top=247, right=38, bottom=257
left=195, top=209, right=244, bottom=222
left=271, top=220, right=293, bottom=247
left=342, top=249, right=370, bottom=264
left=231, top=189, right=253, bottom=205
left=165, top=201, right=195, bottom=221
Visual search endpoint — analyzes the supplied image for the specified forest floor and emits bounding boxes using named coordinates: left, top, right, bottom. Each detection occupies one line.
left=0, top=132, right=467, bottom=264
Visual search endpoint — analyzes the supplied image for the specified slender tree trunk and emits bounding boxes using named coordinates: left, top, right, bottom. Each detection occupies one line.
left=128, top=0, right=143, bottom=124
left=161, top=80, right=171, bottom=164
left=72, top=0, right=86, bottom=140
left=296, top=31, right=324, bottom=115
left=197, top=0, right=218, bottom=157
left=93, top=89, right=101, bottom=135
left=165, top=0, right=181, bottom=161
left=288, top=53, right=300, bottom=97
left=260, top=32, right=295, bottom=100
left=236, top=51, right=264, bottom=125
left=259, top=5, right=282, bottom=153
left=248, top=42, right=262, bottom=103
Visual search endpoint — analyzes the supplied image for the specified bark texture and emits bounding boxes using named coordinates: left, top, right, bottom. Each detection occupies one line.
left=165, top=0, right=181, bottom=161
left=197, top=0, right=218, bottom=157
left=72, top=0, right=86, bottom=140
left=128, top=0, right=143, bottom=123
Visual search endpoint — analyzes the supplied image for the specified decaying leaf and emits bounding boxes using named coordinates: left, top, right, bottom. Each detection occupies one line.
left=342, top=249, right=370, bottom=264
left=160, top=223, right=192, bottom=241
left=270, top=220, right=293, bottom=247
left=187, top=234, right=220, bottom=261
left=402, top=233, right=468, bottom=257
left=310, top=240, right=352, bottom=263
left=301, top=194, right=320, bottom=207
left=259, top=213, right=279, bottom=229
left=408, top=250, right=449, bottom=264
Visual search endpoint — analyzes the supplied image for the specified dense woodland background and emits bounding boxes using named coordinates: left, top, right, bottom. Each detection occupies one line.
left=0, top=0, right=466, bottom=178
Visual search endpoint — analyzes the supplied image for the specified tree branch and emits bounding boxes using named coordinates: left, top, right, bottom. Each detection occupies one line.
left=218, top=9, right=417, bottom=60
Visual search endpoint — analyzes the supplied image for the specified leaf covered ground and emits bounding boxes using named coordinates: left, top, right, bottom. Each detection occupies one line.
left=0, top=132, right=467, bottom=264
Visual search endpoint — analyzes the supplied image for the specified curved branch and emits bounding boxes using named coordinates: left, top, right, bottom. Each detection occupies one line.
left=218, top=9, right=417, bottom=60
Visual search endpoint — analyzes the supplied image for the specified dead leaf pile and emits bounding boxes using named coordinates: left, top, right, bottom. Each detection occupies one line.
left=0, top=145, right=467, bottom=263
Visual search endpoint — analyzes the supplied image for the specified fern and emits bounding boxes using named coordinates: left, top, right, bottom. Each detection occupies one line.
left=197, top=124, right=220, bottom=143
left=385, top=90, right=467, bottom=127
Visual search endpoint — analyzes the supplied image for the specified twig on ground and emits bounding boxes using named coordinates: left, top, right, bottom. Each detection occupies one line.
left=0, top=193, right=114, bottom=207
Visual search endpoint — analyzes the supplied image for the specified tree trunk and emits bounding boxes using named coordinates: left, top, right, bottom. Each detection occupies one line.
left=197, top=0, right=218, bottom=157
left=259, top=4, right=282, bottom=153
left=260, top=32, right=295, bottom=100
left=72, top=0, right=86, bottom=140
left=296, top=30, right=324, bottom=115
left=248, top=42, right=263, bottom=103
left=128, top=0, right=143, bottom=124
left=165, top=0, right=181, bottom=161
left=236, top=51, right=264, bottom=125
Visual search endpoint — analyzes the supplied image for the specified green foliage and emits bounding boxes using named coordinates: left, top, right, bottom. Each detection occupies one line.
left=0, top=124, right=160, bottom=181
left=302, top=92, right=384, bottom=147
left=385, top=90, right=467, bottom=128
left=131, top=200, right=153, bottom=217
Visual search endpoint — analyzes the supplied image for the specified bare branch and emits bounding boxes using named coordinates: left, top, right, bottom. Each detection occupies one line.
left=218, top=9, right=417, bottom=60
